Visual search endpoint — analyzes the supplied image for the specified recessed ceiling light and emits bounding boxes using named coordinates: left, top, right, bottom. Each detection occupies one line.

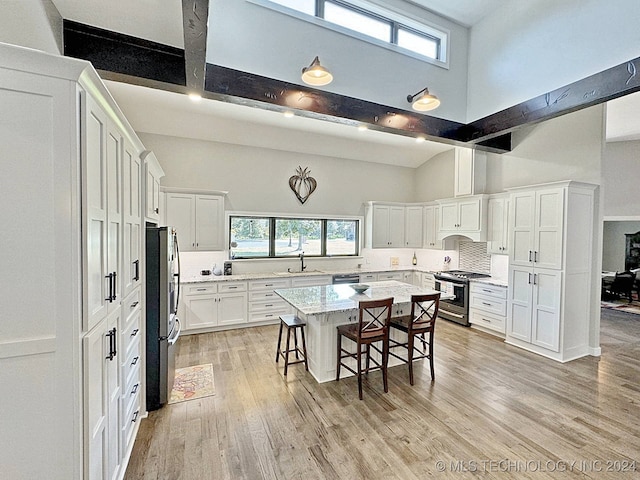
left=357, top=125, right=368, bottom=131
left=283, top=111, right=295, bottom=118
left=415, top=136, right=426, bottom=143
left=188, top=93, right=202, bottom=102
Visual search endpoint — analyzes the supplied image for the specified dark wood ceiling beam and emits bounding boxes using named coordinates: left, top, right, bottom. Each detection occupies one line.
left=465, top=56, right=640, bottom=143
left=182, top=0, right=209, bottom=93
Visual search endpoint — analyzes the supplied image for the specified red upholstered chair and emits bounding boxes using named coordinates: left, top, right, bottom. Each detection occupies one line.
left=388, top=293, right=440, bottom=385
left=336, top=297, right=393, bottom=400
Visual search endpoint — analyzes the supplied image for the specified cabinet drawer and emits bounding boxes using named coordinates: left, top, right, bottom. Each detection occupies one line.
left=249, top=279, right=291, bottom=291
left=359, top=273, right=377, bottom=282
left=469, top=294, right=507, bottom=316
left=249, top=290, right=281, bottom=302
left=249, top=299, right=289, bottom=313
left=122, top=287, right=141, bottom=326
left=291, top=276, right=332, bottom=287
left=120, top=312, right=141, bottom=359
left=121, top=384, right=141, bottom=449
left=249, top=308, right=291, bottom=323
left=218, top=281, right=246, bottom=293
left=378, top=272, right=402, bottom=280
left=470, top=282, right=507, bottom=299
left=122, top=334, right=141, bottom=381
left=469, top=309, right=505, bottom=334
left=184, top=283, right=217, bottom=295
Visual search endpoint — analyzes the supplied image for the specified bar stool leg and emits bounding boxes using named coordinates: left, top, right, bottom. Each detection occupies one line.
left=357, top=343, right=363, bottom=400
left=293, top=328, right=300, bottom=360
left=275, top=320, right=284, bottom=363
left=300, top=325, right=309, bottom=371
left=408, top=332, right=415, bottom=385
left=284, top=326, right=292, bottom=376
left=336, top=332, right=342, bottom=381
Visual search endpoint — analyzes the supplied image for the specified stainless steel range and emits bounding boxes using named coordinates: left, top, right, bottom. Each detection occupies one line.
left=433, top=270, right=490, bottom=326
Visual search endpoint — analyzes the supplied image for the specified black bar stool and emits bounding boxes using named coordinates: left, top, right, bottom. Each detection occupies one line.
left=275, top=314, right=309, bottom=375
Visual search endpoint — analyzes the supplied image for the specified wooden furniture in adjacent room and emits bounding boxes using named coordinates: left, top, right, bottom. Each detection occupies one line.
left=388, top=293, right=440, bottom=385
left=336, top=297, right=394, bottom=400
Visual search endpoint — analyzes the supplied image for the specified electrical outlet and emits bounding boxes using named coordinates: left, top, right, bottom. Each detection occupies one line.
left=390, top=257, right=399, bottom=266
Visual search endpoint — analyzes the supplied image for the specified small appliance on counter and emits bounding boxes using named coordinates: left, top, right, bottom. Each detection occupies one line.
left=224, top=261, right=233, bottom=275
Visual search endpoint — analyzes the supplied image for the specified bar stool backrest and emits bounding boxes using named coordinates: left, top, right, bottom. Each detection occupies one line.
left=409, top=293, right=440, bottom=332
left=357, top=298, right=393, bottom=341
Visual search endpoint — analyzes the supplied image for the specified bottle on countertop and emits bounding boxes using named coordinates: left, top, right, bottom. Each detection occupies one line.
left=412, top=252, right=417, bottom=265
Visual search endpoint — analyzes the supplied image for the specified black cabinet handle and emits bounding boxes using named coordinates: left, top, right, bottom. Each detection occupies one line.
left=132, top=410, right=139, bottom=423
left=105, top=273, right=113, bottom=302
left=131, top=383, right=139, bottom=395
left=131, top=301, right=139, bottom=309
left=154, top=207, right=159, bottom=214
left=133, top=259, right=139, bottom=281
left=106, top=327, right=117, bottom=361
left=131, top=356, right=139, bottom=366
left=130, top=328, right=139, bottom=337
left=112, top=272, right=117, bottom=302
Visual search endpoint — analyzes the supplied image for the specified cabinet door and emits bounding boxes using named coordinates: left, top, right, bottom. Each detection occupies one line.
left=454, top=147, right=474, bottom=197
left=122, top=139, right=141, bottom=297
left=165, top=193, right=196, bottom=251
left=531, top=269, right=561, bottom=352
left=106, top=123, right=122, bottom=314
left=488, top=197, right=507, bottom=254
left=439, top=202, right=458, bottom=231
left=371, top=205, right=390, bottom=247
left=184, top=295, right=217, bottom=330
left=510, top=191, right=536, bottom=267
left=507, top=267, right=533, bottom=343
left=534, top=188, right=564, bottom=270
left=195, top=195, right=224, bottom=250
left=105, top=311, right=121, bottom=480
left=423, top=205, right=441, bottom=249
left=458, top=198, right=481, bottom=231
left=404, top=206, right=423, bottom=247
left=388, top=206, right=405, bottom=247
left=218, top=292, right=248, bottom=326
left=84, top=94, right=109, bottom=331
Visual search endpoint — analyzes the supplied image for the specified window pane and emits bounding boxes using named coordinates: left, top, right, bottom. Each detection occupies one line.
left=271, top=0, right=315, bottom=15
left=324, top=3, right=391, bottom=42
left=230, top=217, right=270, bottom=258
left=326, top=220, right=358, bottom=256
left=275, top=219, right=322, bottom=256
left=398, top=28, right=438, bottom=59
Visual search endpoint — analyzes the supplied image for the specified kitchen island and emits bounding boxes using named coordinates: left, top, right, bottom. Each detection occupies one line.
left=275, top=280, right=441, bottom=383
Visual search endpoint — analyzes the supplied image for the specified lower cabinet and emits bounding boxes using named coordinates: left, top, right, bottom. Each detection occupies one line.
left=359, top=272, right=378, bottom=282
left=182, top=282, right=247, bottom=332
left=469, top=282, right=507, bottom=335
left=421, top=272, right=436, bottom=290
left=377, top=271, right=403, bottom=281
left=248, top=278, right=292, bottom=324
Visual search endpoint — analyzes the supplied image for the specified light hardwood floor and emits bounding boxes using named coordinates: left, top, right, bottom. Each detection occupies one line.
left=125, top=310, right=640, bottom=479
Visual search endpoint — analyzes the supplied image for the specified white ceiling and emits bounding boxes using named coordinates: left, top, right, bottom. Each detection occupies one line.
left=53, top=0, right=640, bottom=165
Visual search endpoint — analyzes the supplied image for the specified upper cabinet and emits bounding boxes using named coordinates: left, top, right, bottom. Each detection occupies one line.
left=487, top=194, right=510, bottom=255
left=454, top=147, right=486, bottom=197
left=366, top=203, right=406, bottom=248
left=404, top=205, right=424, bottom=248
left=164, top=190, right=225, bottom=251
left=142, top=151, right=164, bottom=223
left=437, top=195, right=488, bottom=242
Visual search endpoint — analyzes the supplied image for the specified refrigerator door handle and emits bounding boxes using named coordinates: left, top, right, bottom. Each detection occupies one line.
left=174, top=231, right=181, bottom=312
left=168, top=318, right=181, bottom=346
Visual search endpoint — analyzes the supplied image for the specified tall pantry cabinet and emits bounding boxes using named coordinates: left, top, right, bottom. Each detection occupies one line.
left=0, top=43, right=145, bottom=479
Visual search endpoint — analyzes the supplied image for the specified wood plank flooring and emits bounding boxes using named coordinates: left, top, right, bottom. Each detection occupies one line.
left=125, top=311, right=640, bottom=479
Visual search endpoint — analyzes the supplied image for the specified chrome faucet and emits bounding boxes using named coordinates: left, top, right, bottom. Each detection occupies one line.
left=300, top=251, right=306, bottom=271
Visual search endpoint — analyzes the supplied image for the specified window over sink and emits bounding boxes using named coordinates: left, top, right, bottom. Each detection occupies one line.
left=229, top=215, right=360, bottom=259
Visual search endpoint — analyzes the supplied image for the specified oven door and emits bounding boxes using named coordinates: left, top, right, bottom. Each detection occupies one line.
left=435, top=279, right=468, bottom=325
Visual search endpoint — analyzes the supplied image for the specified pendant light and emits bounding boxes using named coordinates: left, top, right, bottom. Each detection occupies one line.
left=301, top=56, right=333, bottom=86
left=407, top=87, right=440, bottom=112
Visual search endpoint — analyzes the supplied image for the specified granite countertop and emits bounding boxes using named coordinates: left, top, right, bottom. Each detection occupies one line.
left=470, top=277, right=509, bottom=288
left=274, top=280, right=443, bottom=316
left=180, top=265, right=438, bottom=284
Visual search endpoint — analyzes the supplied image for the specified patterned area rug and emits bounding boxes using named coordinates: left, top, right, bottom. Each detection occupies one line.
left=601, top=298, right=640, bottom=315
left=169, top=363, right=215, bottom=404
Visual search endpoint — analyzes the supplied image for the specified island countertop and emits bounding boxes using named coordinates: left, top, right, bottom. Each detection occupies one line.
left=274, top=280, right=441, bottom=316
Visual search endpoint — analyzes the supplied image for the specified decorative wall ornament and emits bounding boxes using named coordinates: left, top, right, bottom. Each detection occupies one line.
left=289, top=166, right=317, bottom=205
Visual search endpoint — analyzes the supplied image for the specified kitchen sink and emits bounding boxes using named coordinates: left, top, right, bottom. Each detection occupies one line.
left=273, top=269, right=325, bottom=276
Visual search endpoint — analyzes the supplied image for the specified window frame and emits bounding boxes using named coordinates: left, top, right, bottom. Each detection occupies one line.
left=228, top=212, right=361, bottom=260
left=248, top=0, right=449, bottom=68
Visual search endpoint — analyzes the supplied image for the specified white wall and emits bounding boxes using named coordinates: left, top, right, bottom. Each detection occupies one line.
left=138, top=132, right=417, bottom=217
left=414, top=148, right=455, bottom=201
left=467, top=0, right=640, bottom=121
left=207, top=0, right=469, bottom=122
left=603, top=140, right=640, bottom=218
left=0, top=0, right=62, bottom=55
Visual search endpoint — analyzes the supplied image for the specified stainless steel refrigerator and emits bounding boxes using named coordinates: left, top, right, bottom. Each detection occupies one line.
left=145, top=226, right=181, bottom=410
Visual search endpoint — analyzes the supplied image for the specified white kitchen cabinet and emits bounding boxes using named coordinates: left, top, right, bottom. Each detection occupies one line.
left=142, top=151, right=163, bottom=223
left=165, top=191, right=225, bottom=251
left=469, top=282, right=507, bottom=335
left=0, top=44, right=145, bottom=479
left=404, top=205, right=423, bottom=248
left=505, top=181, right=596, bottom=362
left=377, top=271, right=403, bottom=281
left=182, top=282, right=248, bottom=332
left=366, top=202, right=405, bottom=248
left=248, top=278, right=292, bottom=324
left=359, top=272, right=378, bottom=282
left=122, top=138, right=142, bottom=297
left=487, top=194, right=510, bottom=254
left=421, top=272, right=436, bottom=290
left=291, top=275, right=332, bottom=287
left=423, top=204, right=441, bottom=249
left=454, top=147, right=486, bottom=197
left=437, top=195, right=488, bottom=241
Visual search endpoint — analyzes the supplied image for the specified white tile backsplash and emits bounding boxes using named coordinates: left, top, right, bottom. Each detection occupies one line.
left=459, top=241, right=490, bottom=273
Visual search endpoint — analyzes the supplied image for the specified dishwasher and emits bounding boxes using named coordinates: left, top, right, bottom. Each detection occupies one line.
left=332, top=273, right=361, bottom=284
